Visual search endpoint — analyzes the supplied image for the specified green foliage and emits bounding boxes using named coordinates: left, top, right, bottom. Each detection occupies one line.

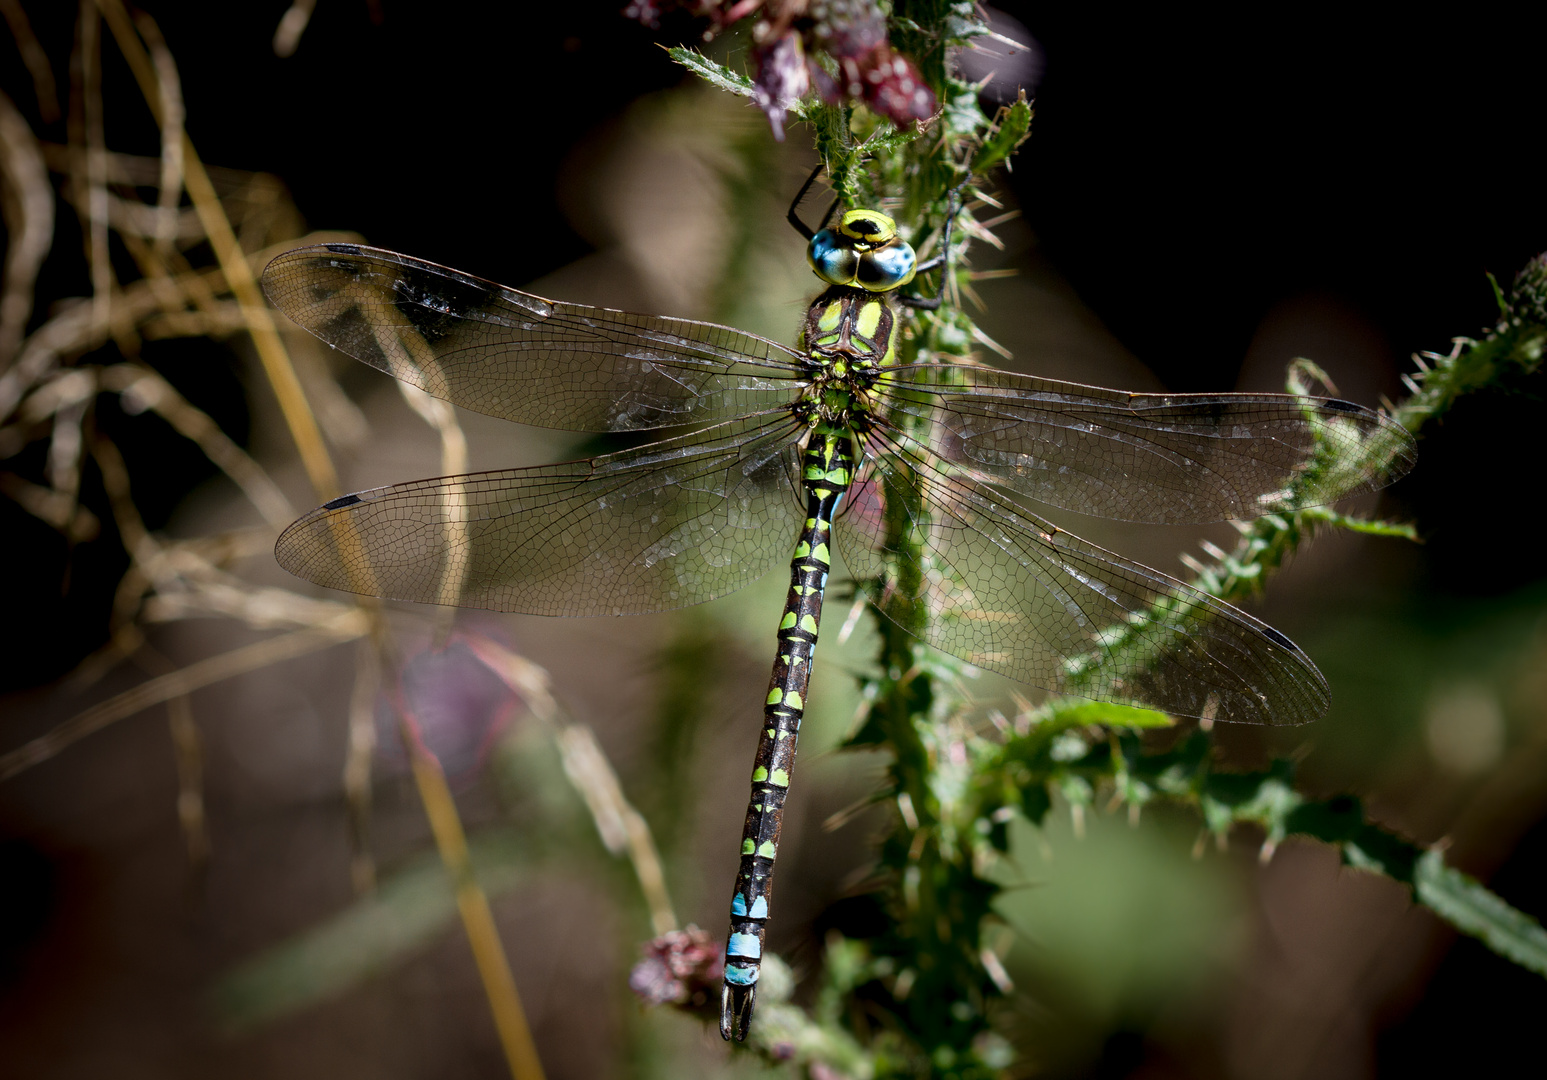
left=969, top=96, right=1033, bottom=176
left=665, top=47, right=777, bottom=112
left=1413, top=851, right=1547, bottom=977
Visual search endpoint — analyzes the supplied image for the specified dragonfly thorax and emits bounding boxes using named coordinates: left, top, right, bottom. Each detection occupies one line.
left=795, top=285, right=898, bottom=428
left=801, top=285, right=899, bottom=370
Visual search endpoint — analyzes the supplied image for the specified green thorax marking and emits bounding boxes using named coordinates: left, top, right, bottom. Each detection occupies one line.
left=800, top=285, right=899, bottom=370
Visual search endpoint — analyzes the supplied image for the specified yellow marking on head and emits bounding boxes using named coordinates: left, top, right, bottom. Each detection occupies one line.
left=839, top=209, right=898, bottom=245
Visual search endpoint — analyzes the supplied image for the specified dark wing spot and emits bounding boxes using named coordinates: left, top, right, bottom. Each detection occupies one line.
left=390, top=268, right=489, bottom=343
left=323, top=493, right=363, bottom=510
left=323, top=243, right=364, bottom=256
left=1258, top=624, right=1297, bottom=651
left=1319, top=398, right=1362, bottom=414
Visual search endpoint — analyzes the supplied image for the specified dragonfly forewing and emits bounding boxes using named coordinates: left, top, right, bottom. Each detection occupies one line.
left=275, top=413, right=809, bottom=615
left=877, top=365, right=1417, bottom=524
left=262, top=244, right=806, bottom=433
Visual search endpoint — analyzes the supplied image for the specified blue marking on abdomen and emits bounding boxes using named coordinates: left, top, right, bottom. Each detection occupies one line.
left=724, top=963, right=760, bottom=985
left=731, top=893, right=748, bottom=917
left=749, top=896, right=769, bottom=919
left=727, top=932, right=762, bottom=959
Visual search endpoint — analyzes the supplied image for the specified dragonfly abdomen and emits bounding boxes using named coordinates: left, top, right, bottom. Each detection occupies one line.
left=720, top=432, right=854, bottom=1041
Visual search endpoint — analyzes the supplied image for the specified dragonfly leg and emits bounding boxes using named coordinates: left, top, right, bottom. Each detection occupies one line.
left=787, top=161, right=841, bottom=241
left=899, top=174, right=976, bottom=311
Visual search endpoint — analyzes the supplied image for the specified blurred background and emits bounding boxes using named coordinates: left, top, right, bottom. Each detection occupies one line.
left=2, top=3, right=1545, bottom=1077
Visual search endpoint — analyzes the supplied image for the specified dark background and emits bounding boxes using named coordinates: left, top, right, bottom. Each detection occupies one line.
left=4, top=3, right=1545, bottom=1077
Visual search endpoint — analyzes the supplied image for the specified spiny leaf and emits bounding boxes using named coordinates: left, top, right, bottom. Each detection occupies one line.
left=971, top=94, right=1032, bottom=174
left=1414, top=850, right=1547, bottom=977
left=669, top=46, right=772, bottom=108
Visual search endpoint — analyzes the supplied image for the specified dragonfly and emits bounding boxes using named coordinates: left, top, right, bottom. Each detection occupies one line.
left=261, top=173, right=1416, bottom=1041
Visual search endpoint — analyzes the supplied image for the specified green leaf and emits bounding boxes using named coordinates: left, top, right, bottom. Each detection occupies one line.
left=1414, top=849, right=1547, bottom=977
left=1020, top=782, right=1052, bottom=825
left=1047, top=699, right=1175, bottom=730
left=1307, top=509, right=1420, bottom=540
left=667, top=46, right=812, bottom=125
left=1284, top=795, right=1365, bottom=844
left=1487, top=271, right=1508, bottom=317
left=669, top=47, right=754, bottom=101
left=971, top=94, right=1033, bottom=174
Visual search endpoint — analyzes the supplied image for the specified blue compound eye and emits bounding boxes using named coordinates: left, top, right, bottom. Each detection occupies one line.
left=855, top=241, right=917, bottom=292
left=808, top=228, right=858, bottom=285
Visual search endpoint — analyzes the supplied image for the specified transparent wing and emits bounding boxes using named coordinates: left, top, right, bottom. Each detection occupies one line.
left=275, top=413, right=808, bottom=614
left=877, top=365, right=1417, bottom=523
left=835, top=429, right=1328, bottom=725
left=262, top=244, right=807, bottom=432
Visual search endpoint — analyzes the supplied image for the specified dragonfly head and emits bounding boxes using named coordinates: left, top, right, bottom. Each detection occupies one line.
left=808, top=209, right=917, bottom=293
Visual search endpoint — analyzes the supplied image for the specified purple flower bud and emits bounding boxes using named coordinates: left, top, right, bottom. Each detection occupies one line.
left=629, top=926, right=724, bottom=1009
left=752, top=31, right=811, bottom=141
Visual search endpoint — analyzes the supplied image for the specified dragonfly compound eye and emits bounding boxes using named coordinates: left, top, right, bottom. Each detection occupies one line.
left=808, top=228, right=859, bottom=285
left=856, top=241, right=917, bottom=292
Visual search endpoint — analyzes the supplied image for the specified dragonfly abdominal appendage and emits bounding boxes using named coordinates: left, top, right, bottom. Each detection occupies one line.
left=263, top=195, right=1416, bottom=1040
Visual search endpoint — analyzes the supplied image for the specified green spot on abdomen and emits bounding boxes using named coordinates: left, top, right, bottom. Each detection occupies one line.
left=757, top=840, right=777, bottom=859
left=770, top=768, right=790, bottom=787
